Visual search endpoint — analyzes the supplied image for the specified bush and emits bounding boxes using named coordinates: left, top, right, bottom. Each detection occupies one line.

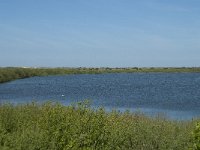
left=191, top=122, right=200, bottom=150
left=0, top=101, right=196, bottom=149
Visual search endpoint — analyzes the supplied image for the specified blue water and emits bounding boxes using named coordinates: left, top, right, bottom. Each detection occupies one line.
left=0, top=73, right=200, bottom=120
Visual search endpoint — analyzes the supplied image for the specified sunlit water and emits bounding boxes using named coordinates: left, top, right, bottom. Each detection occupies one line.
left=1, top=73, right=200, bottom=120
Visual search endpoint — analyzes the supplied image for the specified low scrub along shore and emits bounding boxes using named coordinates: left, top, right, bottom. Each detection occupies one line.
left=1, top=67, right=200, bottom=83
left=0, top=101, right=200, bottom=149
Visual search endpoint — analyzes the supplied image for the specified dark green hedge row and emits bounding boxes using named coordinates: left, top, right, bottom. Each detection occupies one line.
left=1, top=67, right=200, bottom=83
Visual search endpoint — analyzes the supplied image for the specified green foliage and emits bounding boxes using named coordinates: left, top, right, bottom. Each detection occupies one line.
left=0, top=101, right=196, bottom=149
left=1, top=67, right=200, bottom=83
left=191, top=122, right=200, bottom=150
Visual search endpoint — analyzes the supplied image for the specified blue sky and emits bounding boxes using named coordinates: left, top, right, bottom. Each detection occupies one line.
left=0, top=0, right=200, bottom=67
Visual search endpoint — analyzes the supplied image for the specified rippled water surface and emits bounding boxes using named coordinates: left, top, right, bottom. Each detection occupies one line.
left=1, top=73, right=200, bottom=120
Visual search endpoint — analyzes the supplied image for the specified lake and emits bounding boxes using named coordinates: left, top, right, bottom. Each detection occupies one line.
left=0, top=73, right=200, bottom=120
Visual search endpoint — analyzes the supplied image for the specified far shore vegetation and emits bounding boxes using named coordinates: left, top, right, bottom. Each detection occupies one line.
left=0, top=101, right=200, bottom=149
left=1, top=67, right=200, bottom=83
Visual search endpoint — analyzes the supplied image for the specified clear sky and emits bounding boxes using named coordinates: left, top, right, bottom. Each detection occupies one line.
left=0, top=0, right=200, bottom=67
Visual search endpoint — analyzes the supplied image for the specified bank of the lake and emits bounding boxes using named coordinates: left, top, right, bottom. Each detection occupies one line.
left=0, top=101, right=199, bottom=150
left=1, top=67, right=200, bottom=83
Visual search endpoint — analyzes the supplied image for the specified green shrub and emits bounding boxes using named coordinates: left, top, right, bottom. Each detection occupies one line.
left=191, top=122, right=200, bottom=150
left=0, top=101, right=197, bottom=149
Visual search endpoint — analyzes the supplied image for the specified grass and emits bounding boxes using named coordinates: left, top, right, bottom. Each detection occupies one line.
left=0, top=101, right=199, bottom=150
left=1, top=67, right=200, bottom=83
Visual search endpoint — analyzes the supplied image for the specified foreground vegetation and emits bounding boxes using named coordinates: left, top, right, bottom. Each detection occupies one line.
left=1, top=67, right=200, bottom=83
left=0, top=101, right=199, bottom=149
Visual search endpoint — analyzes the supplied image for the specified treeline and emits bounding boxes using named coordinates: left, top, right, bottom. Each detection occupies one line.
left=0, top=101, right=199, bottom=149
left=0, top=67, right=101, bottom=83
left=1, top=67, right=200, bottom=83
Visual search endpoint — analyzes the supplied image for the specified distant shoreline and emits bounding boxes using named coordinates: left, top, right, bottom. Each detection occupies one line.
left=1, top=67, right=200, bottom=83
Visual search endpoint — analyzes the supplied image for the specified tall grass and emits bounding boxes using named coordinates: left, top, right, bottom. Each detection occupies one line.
left=1, top=67, right=200, bottom=83
left=0, top=101, right=198, bottom=149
